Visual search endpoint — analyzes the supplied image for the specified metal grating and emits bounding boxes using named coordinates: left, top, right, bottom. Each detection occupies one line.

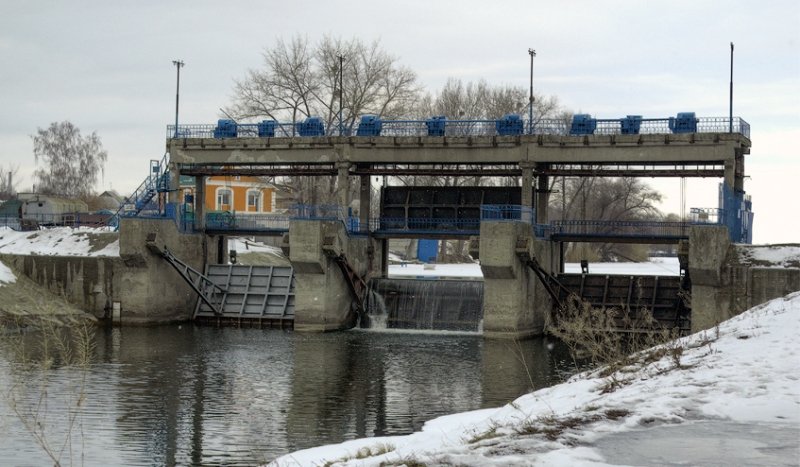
left=194, top=264, right=295, bottom=324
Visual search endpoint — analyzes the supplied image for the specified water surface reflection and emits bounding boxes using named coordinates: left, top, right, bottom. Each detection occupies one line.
left=0, top=326, right=574, bottom=465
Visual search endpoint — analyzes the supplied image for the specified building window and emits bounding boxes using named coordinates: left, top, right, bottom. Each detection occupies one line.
left=247, top=190, right=260, bottom=212
left=217, top=188, right=232, bottom=210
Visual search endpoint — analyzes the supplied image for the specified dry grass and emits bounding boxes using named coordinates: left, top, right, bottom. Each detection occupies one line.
left=0, top=260, right=96, bottom=328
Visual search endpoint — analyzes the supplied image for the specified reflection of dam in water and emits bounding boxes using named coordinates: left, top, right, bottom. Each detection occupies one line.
left=0, top=325, right=575, bottom=465
left=363, top=278, right=484, bottom=332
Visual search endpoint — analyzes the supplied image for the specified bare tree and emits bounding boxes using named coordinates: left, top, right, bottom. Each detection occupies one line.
left=549, top=176, right=664, bottom=261
left=32, top=121, right=107, bottom=199
left=226, top=35, right=422, bottom=136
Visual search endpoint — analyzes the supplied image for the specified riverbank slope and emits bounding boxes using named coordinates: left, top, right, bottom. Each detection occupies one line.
left=270, top=291, right=800, bottom=466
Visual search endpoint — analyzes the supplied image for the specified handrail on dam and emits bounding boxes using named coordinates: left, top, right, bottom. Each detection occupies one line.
left=189, top=203, right=724, bottom=242
left=167, top=115, right=750, bottom=139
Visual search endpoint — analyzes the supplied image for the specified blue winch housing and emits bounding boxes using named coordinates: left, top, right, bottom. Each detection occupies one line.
left=356, top=115, right=382, bottom=136
left=426, top=115, right=446, bottom=136
left=496, top=114, right=524, bottom=136
left=298, top=116, right=325, bottom=136
left=213, top=119, right=238, bottom=138
left=620, top=115, right=643, bottom=135
left=669, top=112, right=698, bottom=134
left=257, top=120, right=276, bottom=137
left=570, top=114, right=596, bottom=135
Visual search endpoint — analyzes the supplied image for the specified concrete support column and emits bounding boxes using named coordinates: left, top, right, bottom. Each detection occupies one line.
left=479, top=221, right=552, bottom=339
left=194, top=175, right=205, bottom=230
left=288, top=219, right=382, bottom=332
left=336, top=162, right=351, bottom=210
left=723, top=159, right=735, bottom=191
left=535, top=164, right=550, bottom=224
left=168, top=162, right=181, bottom=204
left=734, top=147, right=745, bottom=193
left=520, top=162, right=534, bottom=209
left=359, top=174, right=371, bottom=228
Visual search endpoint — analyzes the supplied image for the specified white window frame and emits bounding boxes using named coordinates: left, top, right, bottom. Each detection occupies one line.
left=246, top=189, right=261, bottom=212
left=216, top=187, right=233, bottom=210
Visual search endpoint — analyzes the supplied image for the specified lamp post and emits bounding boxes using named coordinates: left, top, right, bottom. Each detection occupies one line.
left=528, top=48, right=536, bottom=134
left=172, top=60, right=184, bottom=137
left=729, top=42, right=734, bottom=133
left=337, top=54, right=345, bottom=136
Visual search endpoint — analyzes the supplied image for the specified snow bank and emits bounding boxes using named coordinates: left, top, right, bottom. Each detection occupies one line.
left=0, top=226, right=119, bottom=257
left=270, top=291, right=800, bottom=466
left=387, top=257, right=680, bottom=279
left=739, top=244, right=800, bottom=268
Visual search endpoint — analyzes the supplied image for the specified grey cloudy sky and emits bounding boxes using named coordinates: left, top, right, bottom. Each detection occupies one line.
left=1, top=0, right=798, bottom=243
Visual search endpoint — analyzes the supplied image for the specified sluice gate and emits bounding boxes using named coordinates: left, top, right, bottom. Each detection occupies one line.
left=554, top=274, right=690, bottom=333
left=193, top=264, right=295, bottom=327
left=364, top=278, right=484, bottom=332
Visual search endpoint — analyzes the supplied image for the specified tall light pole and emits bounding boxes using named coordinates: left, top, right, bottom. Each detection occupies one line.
left=528, top=49, right=536, bottom=135
left=729, top=42, right=734, bottom=133
left=337, top=54, right=345, bottom=136
left=172, top=60, right=184, bottom=137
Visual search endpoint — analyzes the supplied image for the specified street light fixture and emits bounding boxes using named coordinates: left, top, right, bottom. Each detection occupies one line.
left=337, top=54, right=345, bottom=136
left=528, top=49, right=536, bottom=135
left=729, top=43, right=734, bottom=133
left=172, top=60, right=185, bottom=137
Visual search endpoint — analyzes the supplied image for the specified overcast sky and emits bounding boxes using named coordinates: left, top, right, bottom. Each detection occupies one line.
left=1, top=0, right=798, bottom=243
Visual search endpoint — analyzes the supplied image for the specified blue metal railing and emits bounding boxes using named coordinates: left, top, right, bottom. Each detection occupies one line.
left=480, top=204, right=535, bottom=222
left=168, top=116, right=750, bottom=139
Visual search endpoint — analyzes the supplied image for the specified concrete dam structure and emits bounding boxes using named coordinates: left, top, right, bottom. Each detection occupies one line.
left=6, top=114, right=796, bottom=338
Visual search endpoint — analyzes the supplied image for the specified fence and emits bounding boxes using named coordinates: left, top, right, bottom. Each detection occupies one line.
left=168, top=116, right=750, bottom=140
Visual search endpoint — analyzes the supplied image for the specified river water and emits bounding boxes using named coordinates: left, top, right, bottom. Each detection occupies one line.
left=0, top=325, right=575, bottom=466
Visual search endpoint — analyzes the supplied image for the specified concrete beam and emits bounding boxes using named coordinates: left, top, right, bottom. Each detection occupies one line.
left=169, top=133, right=748, bottom=167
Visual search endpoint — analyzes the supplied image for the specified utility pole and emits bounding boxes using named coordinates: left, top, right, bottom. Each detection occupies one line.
left=729, top=42, right=734, bottom=133
left=528, top=49, right=536, bottom=134
left=337, top=54, right=345, bottom=136
left=172, top=60, right=185, bottom=138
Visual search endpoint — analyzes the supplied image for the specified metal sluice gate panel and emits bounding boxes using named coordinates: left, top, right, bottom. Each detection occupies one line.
left=555, top=274, right=691, bottom=333
left=194, top=264, right=295, bottom=326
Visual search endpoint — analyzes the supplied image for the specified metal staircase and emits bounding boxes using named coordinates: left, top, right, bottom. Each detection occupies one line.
left=112, top=153, right=171, bottom=227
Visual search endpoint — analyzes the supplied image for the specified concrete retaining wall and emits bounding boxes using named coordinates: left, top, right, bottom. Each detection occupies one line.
left=0, top=254, right=117, bottom=319
left=3, top=218, right=224, bottom=324
left=689, top=226, right=800, bottom=332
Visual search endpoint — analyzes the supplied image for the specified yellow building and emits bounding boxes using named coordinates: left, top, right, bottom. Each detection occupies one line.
left=180, top=175, right=276, bottom=213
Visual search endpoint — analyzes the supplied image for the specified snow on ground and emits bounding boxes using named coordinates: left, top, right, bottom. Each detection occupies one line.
left=270, top=292, right=800, bottom=466
left=228, top=237, right=284, bottom=255
left=0, top=226, right=119, bottom=257
left=0, top=260, right=15, bottom=286
left=388, top=257, right=680, bottom=279
left=739, top=244, right=800, bottom=268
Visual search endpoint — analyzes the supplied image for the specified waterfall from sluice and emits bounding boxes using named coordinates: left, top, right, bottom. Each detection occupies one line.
left=363, top=278, right=484, bottom=332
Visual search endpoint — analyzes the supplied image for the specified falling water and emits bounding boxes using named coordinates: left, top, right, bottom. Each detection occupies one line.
left=363, top=278, right=484, bottom=332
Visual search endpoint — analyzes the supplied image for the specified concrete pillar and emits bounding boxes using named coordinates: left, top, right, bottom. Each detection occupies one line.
left=535, top=166, right=550, bottom=224
left=689, top=225, right=733, bottom=333
left=479, top=221, right=552, bottom=339
left=194, top=176, right=205, bottom=230
left=289, top=219, right=380, bottom=332
left=723, top=159, right=735, bottom=191
left=168, top=162, right=181, bottom=204
left=359, top=174, right=371, bottom=228
left=520, top=162, right=534, bottom=208
left=336, top=162, right=351, bottom=209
